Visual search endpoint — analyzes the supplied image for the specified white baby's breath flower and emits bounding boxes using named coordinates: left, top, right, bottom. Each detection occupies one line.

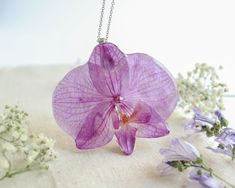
left=12, top=131, right=20, bottom=139
left=177, top=63, right=228, bottom=114
left=0, top=126, right=6, bottom=133
left=39, top=162, right=49, bottom=170
left=0, top=105, right=57, bottom=181
left=20, top=134, right=28, bottom=142
left=19, top=145, right=29, bottom=153
left=26, top=150, right=39, bottom=163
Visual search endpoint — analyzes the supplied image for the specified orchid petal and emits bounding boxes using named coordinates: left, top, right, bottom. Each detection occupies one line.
left=88, top=43, right=129, bottom=96
left=130, top=102, right=169, bottom=138
left=125, top=53, right=178, bottom=119
left=76, top=102, right=116, bottom=149
left=52, top=64, right=104, bottom=138
left=111, top=109, right=120, bottom=129
left=115, top=126, right=137, bottom=155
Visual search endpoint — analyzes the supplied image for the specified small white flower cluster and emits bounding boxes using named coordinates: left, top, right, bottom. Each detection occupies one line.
left=177, top=63, right=228, bottom=114
left=0, top=105, right=57, bottom=180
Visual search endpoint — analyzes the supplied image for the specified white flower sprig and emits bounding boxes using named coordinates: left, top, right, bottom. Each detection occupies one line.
left=177, top=63, right=228, bottom=114
left=0, top=105, right=57, bottom=181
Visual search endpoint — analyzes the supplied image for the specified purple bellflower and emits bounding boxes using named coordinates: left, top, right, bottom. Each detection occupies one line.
left=184, top=108, right=217, bottom=133
left=158, top=138, right=228, bottom=188
left=184, top=109, right=234, bottom=159
left=158, top=138, right=200, bottom=175
left=184, top=109, right=228, bottom=137
left=52, top=43, right=178, bottom=155
left=189, top=168, right=223, bottom=188
left=208, top=128, right=235, bottom=160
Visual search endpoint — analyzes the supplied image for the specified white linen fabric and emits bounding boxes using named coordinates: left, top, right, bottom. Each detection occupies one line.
left=0, top=65, right=234, bottom=188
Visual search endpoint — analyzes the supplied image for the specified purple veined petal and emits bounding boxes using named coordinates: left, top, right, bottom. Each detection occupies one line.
left=52, top=64, right=106, bottom=138
left=76, top=102, right=116, bottom=149
left=215, top=128, right=235, bottom=146
left=214, top=110, right=225, bottom=121
left=130, top=101, right=169, bottom=138
left=189, top=168, right=223, bottom=188
left=160, top=148, right=189, bottom=162
left=160, top=138, right=200, bottom=162
left=115, top=126, right=137, bottom=155
left=124, top=53, right=178, bottom=120
left=111, top=109, right=120, bottom=129
left=157, top=162, right=177, bottom=176
left=184, top=119, right=203, bottom=133
left=88, top=43, right=129, bottom=97
left=207, top=146, right=233, bottom=157
left=134, top=120, right=169, bottom=138
left=169, top=138, right=200, bottom=161
left=118, top=99, right=136, bottom=116
left=193, top=108, right=216, bottom=125
left=130, top=101, right=152, bottom=124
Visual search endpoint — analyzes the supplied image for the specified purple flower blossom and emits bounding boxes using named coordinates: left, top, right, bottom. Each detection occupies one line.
left=207, top=145, right=233, bottom=158
left=158, top=138, right=200, bottom=175
left=214, top=110, right=225, bottom=122
left=160, top=138, right=200, bottom=162
left=184, top=108, right=217, bottom=133
left=157, top=162, right=178, bottom=176
left=189, top=168, right=222, bottom=188
left=208, top=128, right=235, bottom=159
left=184, top=119, right=203, bottom=133
left=52, top=43, right=178, bottom=155
left=216, top=128, right=235, bottom=146
left=193, top=108, right=216, bottom=126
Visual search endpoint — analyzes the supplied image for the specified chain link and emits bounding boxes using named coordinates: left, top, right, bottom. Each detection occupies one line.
left=97, top=0, right=115, bottom=43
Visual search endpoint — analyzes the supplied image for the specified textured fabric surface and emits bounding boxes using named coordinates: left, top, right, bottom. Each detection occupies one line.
left=0, top=65, right=234, bottom=188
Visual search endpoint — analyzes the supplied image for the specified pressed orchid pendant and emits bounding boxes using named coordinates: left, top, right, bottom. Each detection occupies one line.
left=52, top=43, right=178, bottom=155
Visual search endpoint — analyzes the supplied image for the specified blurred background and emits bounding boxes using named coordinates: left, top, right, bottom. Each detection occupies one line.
left=0, top=0, right=234, bottom=93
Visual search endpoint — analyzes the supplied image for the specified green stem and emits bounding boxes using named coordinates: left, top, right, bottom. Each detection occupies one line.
left=0, top=135, right=23, bottom=147
left=0, top=168, right=31, bottom=181
left=8, top=167, right=32, bottom=177
left=0, top=165, right=39, bottom=181
left=213, top=173, right=235, bottom=188
left=201, top=164, right=235, bottom=188
left=0, top=136, right=13, bottom=143
left=0, top=173, right=8, bottom=181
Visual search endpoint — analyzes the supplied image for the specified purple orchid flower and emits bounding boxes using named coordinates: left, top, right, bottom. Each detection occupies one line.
left=52, top=43, right=178, bottom=155
left=189, top=168, right=223, bottom=188
left=158, top=138, right=200, bottom=175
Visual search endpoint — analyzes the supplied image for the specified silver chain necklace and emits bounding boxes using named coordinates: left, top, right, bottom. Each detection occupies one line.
left=97, top=0, right=115, bottom=43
